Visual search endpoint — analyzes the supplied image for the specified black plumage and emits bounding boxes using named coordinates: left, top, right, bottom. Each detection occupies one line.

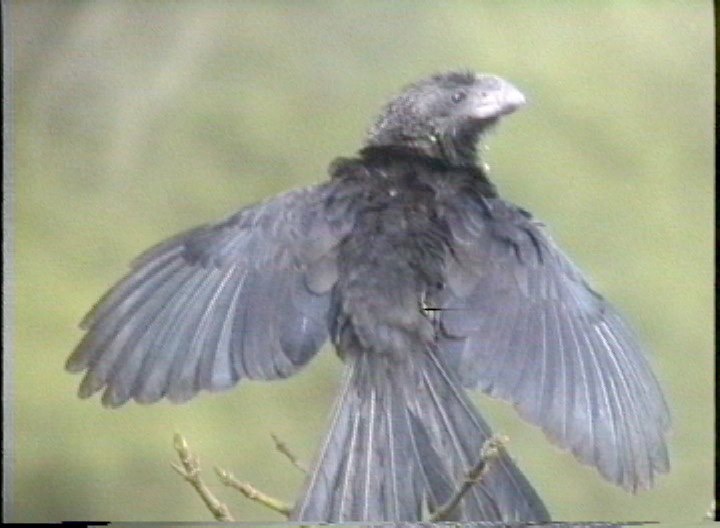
left=67, top=71, right=670, bottom=522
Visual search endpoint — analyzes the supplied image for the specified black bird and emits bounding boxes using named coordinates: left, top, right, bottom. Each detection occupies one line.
left=66, top=71, right=670, bottom=522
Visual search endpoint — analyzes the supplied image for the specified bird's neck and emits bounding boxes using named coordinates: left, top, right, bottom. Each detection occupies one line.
left=355, top=144, right=495, bottom=193
left=364, top=127, right=485, bottom=169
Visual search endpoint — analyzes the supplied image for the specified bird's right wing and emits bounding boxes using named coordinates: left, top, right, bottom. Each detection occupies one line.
left=66, top=183, right=350, bottom=407
left=434, top=192, right=670, bottom=492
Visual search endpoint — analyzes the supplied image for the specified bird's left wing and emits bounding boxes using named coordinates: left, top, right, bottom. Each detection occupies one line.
left=67, top=183, right=349, bottom=407
left=433, top=191, right=670, bottom=492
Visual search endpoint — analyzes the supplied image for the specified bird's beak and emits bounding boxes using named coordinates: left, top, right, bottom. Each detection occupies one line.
left=470, top=76, right=526, bottom=120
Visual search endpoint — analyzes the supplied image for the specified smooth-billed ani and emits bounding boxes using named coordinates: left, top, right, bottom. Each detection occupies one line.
left=66, top=71, right=670, bottom=522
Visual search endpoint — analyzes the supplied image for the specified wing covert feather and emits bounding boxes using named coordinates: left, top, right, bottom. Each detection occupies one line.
left=67, top=183, right=349, bottom=406
left=436, top=195, right=670, bottom=491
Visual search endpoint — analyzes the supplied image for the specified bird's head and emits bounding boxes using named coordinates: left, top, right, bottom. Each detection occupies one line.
left=365, top=71, right=526, bottom=167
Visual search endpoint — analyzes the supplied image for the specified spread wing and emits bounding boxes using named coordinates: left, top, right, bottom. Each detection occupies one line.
left=67, top=183, right=348, bottom=407
left=434, top=193, right=670, bottom=492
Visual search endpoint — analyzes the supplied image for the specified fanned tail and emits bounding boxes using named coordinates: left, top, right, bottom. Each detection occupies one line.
left=291, top=347, right=550, bottom=522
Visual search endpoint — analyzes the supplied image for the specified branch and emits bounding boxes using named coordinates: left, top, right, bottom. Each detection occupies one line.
left=171, top=433, right=234, bottom=522
left=271, top=432, right=307, bottom=473
left=430, top=435, right=508, bottom=522
left=215, top=466, right=292, bottom=518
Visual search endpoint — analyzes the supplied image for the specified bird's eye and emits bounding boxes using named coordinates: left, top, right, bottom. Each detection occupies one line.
left=451, top=91, right=466, bottom=104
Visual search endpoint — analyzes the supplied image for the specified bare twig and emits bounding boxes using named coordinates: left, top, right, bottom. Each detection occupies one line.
left=271, top=432, right=307, bottom=473
left=171, top=433, right=234, bottom=522
left=430, top=435, right=508, bottom=522
left=215, top=466, right=292, bottom=518
left=173, top=429, right=508, bottom=523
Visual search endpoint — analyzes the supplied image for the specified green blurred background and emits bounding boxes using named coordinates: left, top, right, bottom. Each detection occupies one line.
left=9, top=1, right=713, bottom=523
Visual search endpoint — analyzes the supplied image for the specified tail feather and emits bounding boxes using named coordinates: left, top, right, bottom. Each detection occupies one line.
left=291, top=348, right=549, bottom=522
left=292, top=353, right=424, bottom=520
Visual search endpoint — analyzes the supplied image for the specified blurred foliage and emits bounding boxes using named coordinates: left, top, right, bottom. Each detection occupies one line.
left=9, top=0, right=713, bottom=523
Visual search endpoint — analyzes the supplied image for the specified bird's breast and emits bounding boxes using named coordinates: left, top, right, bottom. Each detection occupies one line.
left=329, top=183, right=449, bottom=359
